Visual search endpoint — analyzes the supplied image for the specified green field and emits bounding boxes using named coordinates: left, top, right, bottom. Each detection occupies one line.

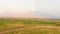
left=0, top=18, right=60, bottom=34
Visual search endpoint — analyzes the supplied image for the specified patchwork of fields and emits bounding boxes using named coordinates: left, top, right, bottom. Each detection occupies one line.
left=0, top=18, right=60, bottom=34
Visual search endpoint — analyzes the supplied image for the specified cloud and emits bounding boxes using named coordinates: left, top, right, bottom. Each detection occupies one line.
left=33, top=8, right=60, bottom=19
left=0, top=9, right=39, bottom=18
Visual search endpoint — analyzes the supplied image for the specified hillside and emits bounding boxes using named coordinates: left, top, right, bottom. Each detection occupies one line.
left=0, top=18, right=60, bottom=34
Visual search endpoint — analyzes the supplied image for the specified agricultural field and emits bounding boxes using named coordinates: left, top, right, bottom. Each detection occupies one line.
left=0, top=18, right=60, bottom=34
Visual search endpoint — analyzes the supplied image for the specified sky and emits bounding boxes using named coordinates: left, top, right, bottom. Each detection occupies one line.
left=0, top=0, right=60, bottom=19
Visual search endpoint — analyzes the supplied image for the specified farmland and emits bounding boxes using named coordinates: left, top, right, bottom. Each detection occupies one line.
left=0, top=18, right=60, bottom=34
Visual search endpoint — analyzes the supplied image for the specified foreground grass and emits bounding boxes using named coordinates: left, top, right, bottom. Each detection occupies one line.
left=0, top=26, right=60, bottom=34
left=0, top=18, right=60, bottom=34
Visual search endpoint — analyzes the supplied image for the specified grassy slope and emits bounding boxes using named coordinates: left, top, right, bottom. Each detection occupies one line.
left=0, top=18, right=60, bottom=34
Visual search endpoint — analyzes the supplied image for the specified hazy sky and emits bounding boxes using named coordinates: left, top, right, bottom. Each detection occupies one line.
left=0, top=0, right=60, bottom=19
